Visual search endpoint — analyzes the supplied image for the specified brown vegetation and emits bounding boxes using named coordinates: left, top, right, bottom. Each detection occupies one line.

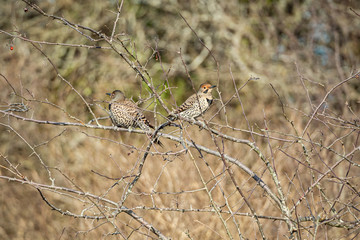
left=1, top=0, right=360, bottom=239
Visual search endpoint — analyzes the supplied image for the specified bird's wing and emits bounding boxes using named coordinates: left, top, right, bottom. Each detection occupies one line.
left=123, top=100, right=154, bottom=129
left=136, top=112, right=154, bottom=129
left=172, top=93, right=198, bottom=114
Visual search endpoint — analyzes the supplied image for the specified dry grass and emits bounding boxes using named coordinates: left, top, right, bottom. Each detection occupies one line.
left=1, top=0, right=360, bottom=239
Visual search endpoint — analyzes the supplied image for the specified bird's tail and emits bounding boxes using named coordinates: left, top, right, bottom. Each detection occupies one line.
left=153, top=137, right=164, bottom=147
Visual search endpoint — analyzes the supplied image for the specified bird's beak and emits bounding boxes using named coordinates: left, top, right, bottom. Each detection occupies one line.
left=210, top=85, right=216, bottom=89
left=106, top=93, right=111, bottom=96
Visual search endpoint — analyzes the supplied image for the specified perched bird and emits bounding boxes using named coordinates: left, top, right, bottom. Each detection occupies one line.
left=167, top=83, right=216, bottom=121
left=106, top=90, right=163, bottom=146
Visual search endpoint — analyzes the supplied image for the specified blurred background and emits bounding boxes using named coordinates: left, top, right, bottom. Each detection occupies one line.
left=0, top=0, right=359, bottom=239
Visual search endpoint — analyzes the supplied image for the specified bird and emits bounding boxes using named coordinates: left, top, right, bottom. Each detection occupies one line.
left=106, top=90, right=163, bottom=146
left=167, top=83, right=216, bottom=121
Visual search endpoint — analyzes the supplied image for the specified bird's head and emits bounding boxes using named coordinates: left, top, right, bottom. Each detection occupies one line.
left=198, top=83, right=216, bottom=94
left=106, top=90, right=125, bottom=102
